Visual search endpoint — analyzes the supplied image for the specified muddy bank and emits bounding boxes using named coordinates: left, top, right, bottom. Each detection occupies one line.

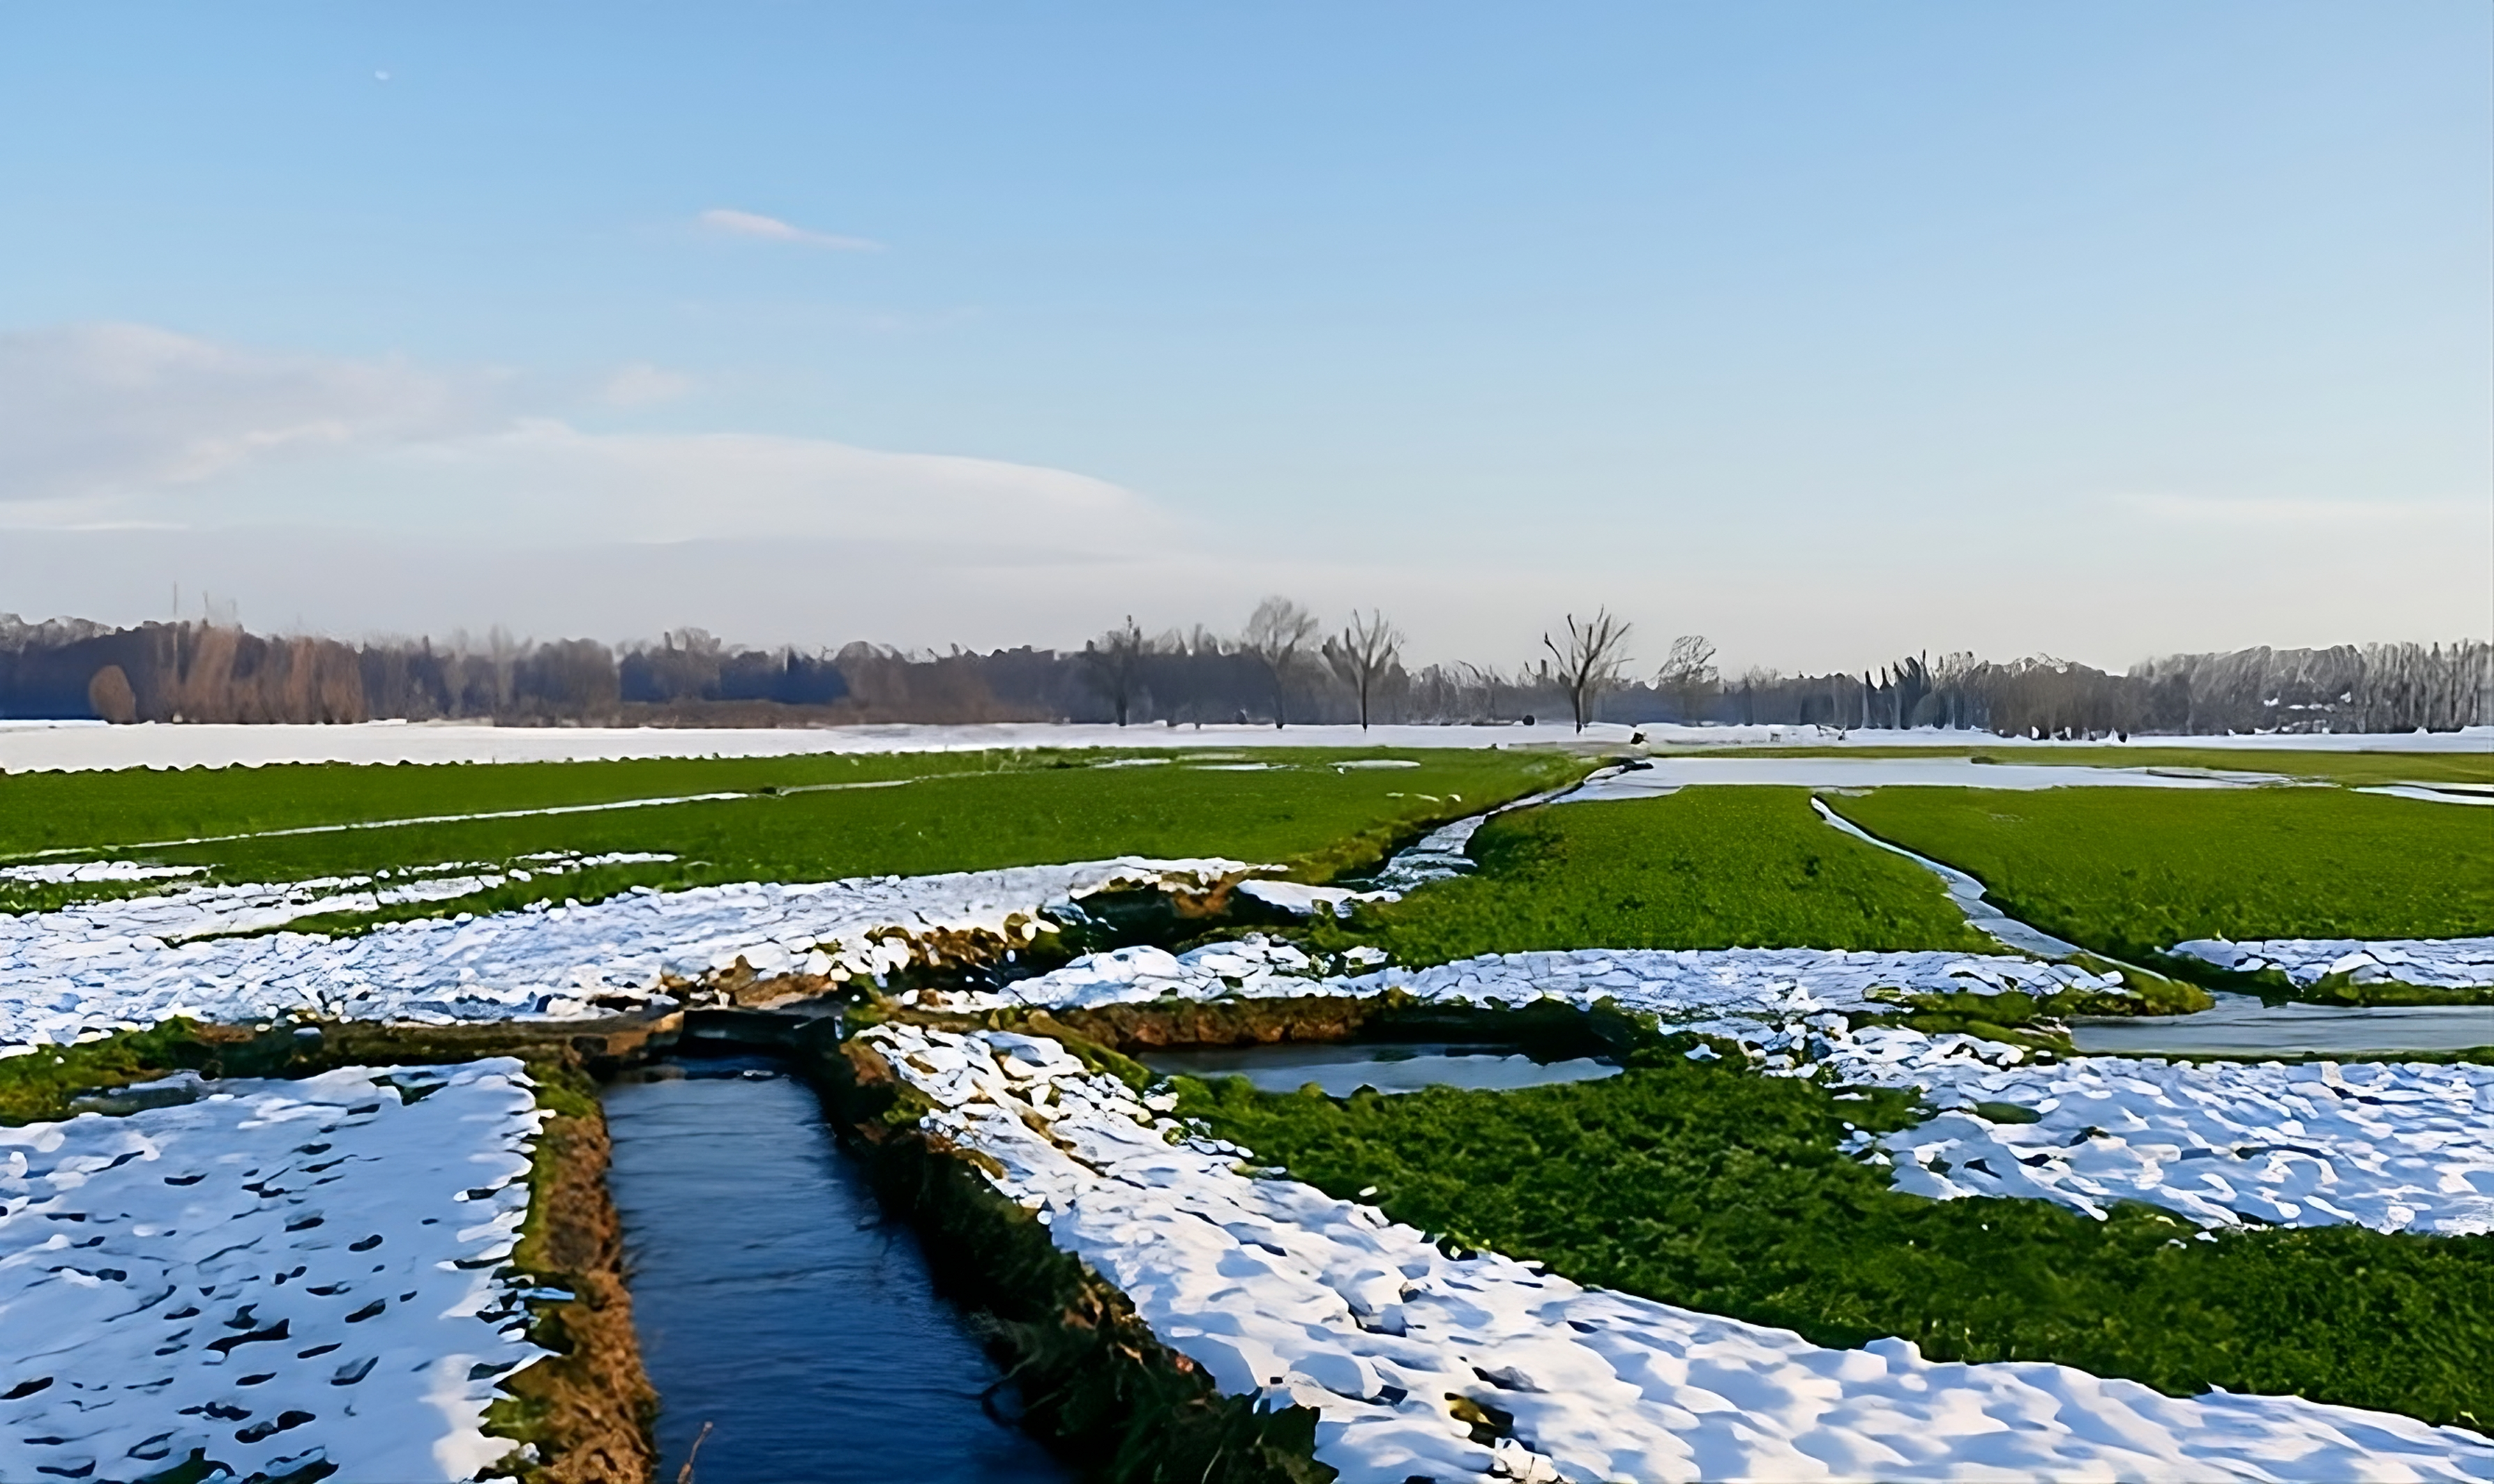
left=487, top=1064, right=660, bottom=1483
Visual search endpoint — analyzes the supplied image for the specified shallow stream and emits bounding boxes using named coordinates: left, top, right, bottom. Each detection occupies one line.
left=602, top=1059, right=1071, bottom=1483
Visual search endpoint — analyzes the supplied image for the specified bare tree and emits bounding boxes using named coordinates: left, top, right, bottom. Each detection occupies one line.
left=1324, top=609, right=1404, bottom=729
left=1241, top=596, right=1321, bottom=727
left=1541, top=609, right=1633, bottom=732
left=1654, top=634, right=1718, bottom=720
left=1082, top=615, right=1147, bottom=725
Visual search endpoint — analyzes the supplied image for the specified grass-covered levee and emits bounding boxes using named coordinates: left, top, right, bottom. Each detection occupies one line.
left=804, top=1016, right=1336, bottom=1483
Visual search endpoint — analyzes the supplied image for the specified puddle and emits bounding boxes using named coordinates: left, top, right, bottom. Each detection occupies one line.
left=2070, top=994, right=2494, bottom=1057
left=1138, top=1040, right=1622, bottom=1096
left=602, top=1059, right=1071, bottom=1483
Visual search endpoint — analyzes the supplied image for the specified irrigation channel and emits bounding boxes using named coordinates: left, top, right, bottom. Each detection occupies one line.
left=603, top=1052, right=1073, bottom=1483
left=2070, top=994, right=2494, bottom=1057
left=1137, top=1040, right=1622, bottom=1096
left=591, top=1014, right=1630, bottom=1476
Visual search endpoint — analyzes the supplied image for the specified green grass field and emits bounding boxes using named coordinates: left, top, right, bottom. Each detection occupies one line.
left=1826, top=787, right=2494, bottom=972
left=1697, top=744, right=2494, bottom=789
left=1318, top=787, right=1995, bottom=964
left=0, top=748, right=1587, bottom=921
left=1178, top=1049, right=2494, bottom=1430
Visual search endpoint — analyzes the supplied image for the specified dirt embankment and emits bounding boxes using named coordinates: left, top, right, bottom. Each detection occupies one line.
left=1046, top=994, right=1380, bottom=1049
left=490, top=1076, right=659, bottom=1484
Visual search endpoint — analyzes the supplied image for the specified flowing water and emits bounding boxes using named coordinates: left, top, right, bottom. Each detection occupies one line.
left=1137, top=1040, right=1622, bottom=1096
left=602, top=1059, right=1071, bottom=1483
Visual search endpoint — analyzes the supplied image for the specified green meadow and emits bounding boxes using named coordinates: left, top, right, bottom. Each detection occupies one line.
left=1319, top=787, right=1995, bottom=964
left=1178, top=1042, right=2494, bottom=1431
left=0, top=748, right=1587, bottom=921
left=1825, top=787, right=2493, bottom=979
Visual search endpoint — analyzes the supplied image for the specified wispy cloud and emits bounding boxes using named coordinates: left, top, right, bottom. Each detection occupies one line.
left=0, top=322, right=510, bottom=507
left=0, top=322, right=1161, bottom=556
left=695, top=207, right=882, bottom=252
left=601, top=361, right=693, bottom=407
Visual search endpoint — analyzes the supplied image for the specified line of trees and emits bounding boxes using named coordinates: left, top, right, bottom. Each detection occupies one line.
left=2, top=605, right=2486, bottom=736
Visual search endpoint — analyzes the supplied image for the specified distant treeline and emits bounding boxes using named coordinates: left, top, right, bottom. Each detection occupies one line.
left=1, top=611, right=2486, bottom=736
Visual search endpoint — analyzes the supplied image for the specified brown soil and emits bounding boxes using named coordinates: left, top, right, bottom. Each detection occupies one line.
left=1048, top=994, right=1381, bottom=1050
left=490, top=1082, right=660, bottom=1483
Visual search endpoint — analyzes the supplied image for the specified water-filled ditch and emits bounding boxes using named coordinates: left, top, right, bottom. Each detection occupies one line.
left=2069, top=994, right=2493, bottom=1057
left=601, top=1057, right=1071, bottom=1484
left=1137, top=1040, right=1622, bottom=1096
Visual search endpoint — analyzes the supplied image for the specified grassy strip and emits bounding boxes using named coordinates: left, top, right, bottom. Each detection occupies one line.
left=1176, top=1038, right=2494, bottom=1432
left=485, top=1059, right=660, bottom=1483
left=812, top=1024, right=1333, bottom=1483
left=0, top=1020, right=306, bottom=1124
left=1691, top=745, right=2494, bottom=789
left=1313, top=787, right=1995, bottom=967
left=6, top=750, right=1585, bottom=927
left=1825, top=788, right=2494, bottom=995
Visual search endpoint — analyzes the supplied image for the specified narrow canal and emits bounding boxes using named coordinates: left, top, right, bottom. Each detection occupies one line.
left=1138, top=1040, right=1622, bottom=1096
left=602, top=1058, right=1072, bottom=1483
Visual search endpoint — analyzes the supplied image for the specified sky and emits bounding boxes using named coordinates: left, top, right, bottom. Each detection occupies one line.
left=0, top=2, right=2486, bottom=675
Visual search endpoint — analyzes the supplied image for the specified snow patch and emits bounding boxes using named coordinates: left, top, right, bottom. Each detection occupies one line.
left=974, top=939, right=2123, bottom=1020
left=2168, top=938, right=2494, bottom=992
left=0, top=857, right=1246, bottom=1048
left=868, top=1022, right=2494, bottom=1484
left=0, top=1059, right=545, bottom=1482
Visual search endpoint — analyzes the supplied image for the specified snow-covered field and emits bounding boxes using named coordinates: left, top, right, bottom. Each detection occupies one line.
left=0, top=1059, right=543, bottom=1483
left=976, top=938, right=2494, bottom=1236
left=3, top=851, right=673, bottom=936
left=2170, top=937, right=2494, bottom=992
left=1801, top=1024, right=2494, bottom=1234
left=1566, top=756, right=2267, bottom=796
left=3, top=718, right=2485, bottom=773
left=957, top=936, right=2126, bottom=1020
left=0, top=857, right=1244, bottom=1048
left=868, top=1023, right=2494, bottom=1484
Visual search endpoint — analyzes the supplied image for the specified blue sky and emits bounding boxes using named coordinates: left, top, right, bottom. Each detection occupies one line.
left=1, top=2, right=2486, bottom=670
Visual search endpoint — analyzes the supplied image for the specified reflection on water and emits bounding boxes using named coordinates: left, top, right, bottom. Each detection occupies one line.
left=603, top=1061, right=1071, bottom=1484
left=2071, top=994, right=2493, bottom=1058
left=1138, top=1041, right=1622, bottom=1096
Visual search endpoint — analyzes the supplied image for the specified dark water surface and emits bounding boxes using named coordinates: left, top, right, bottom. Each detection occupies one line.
left=2070, top=994, right=2494, bottom=1058
left=1138, top=1040, right=1622, bottom=1096
left=602, top=1061, right=1072, bottom=1484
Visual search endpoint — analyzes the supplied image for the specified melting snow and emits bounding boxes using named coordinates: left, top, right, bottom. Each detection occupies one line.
left=868, top=1023, right=2494, bottom=1484
left=2169, top=939, right=2494, bottom=992
left=1793, top=1023, right=2494, bottom=1234
left=972, top=937, right=2124, bottom=1019
left=0, top=1059, right=544, bottom=1482
left=0, top=858, right=1246, bottom=1048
